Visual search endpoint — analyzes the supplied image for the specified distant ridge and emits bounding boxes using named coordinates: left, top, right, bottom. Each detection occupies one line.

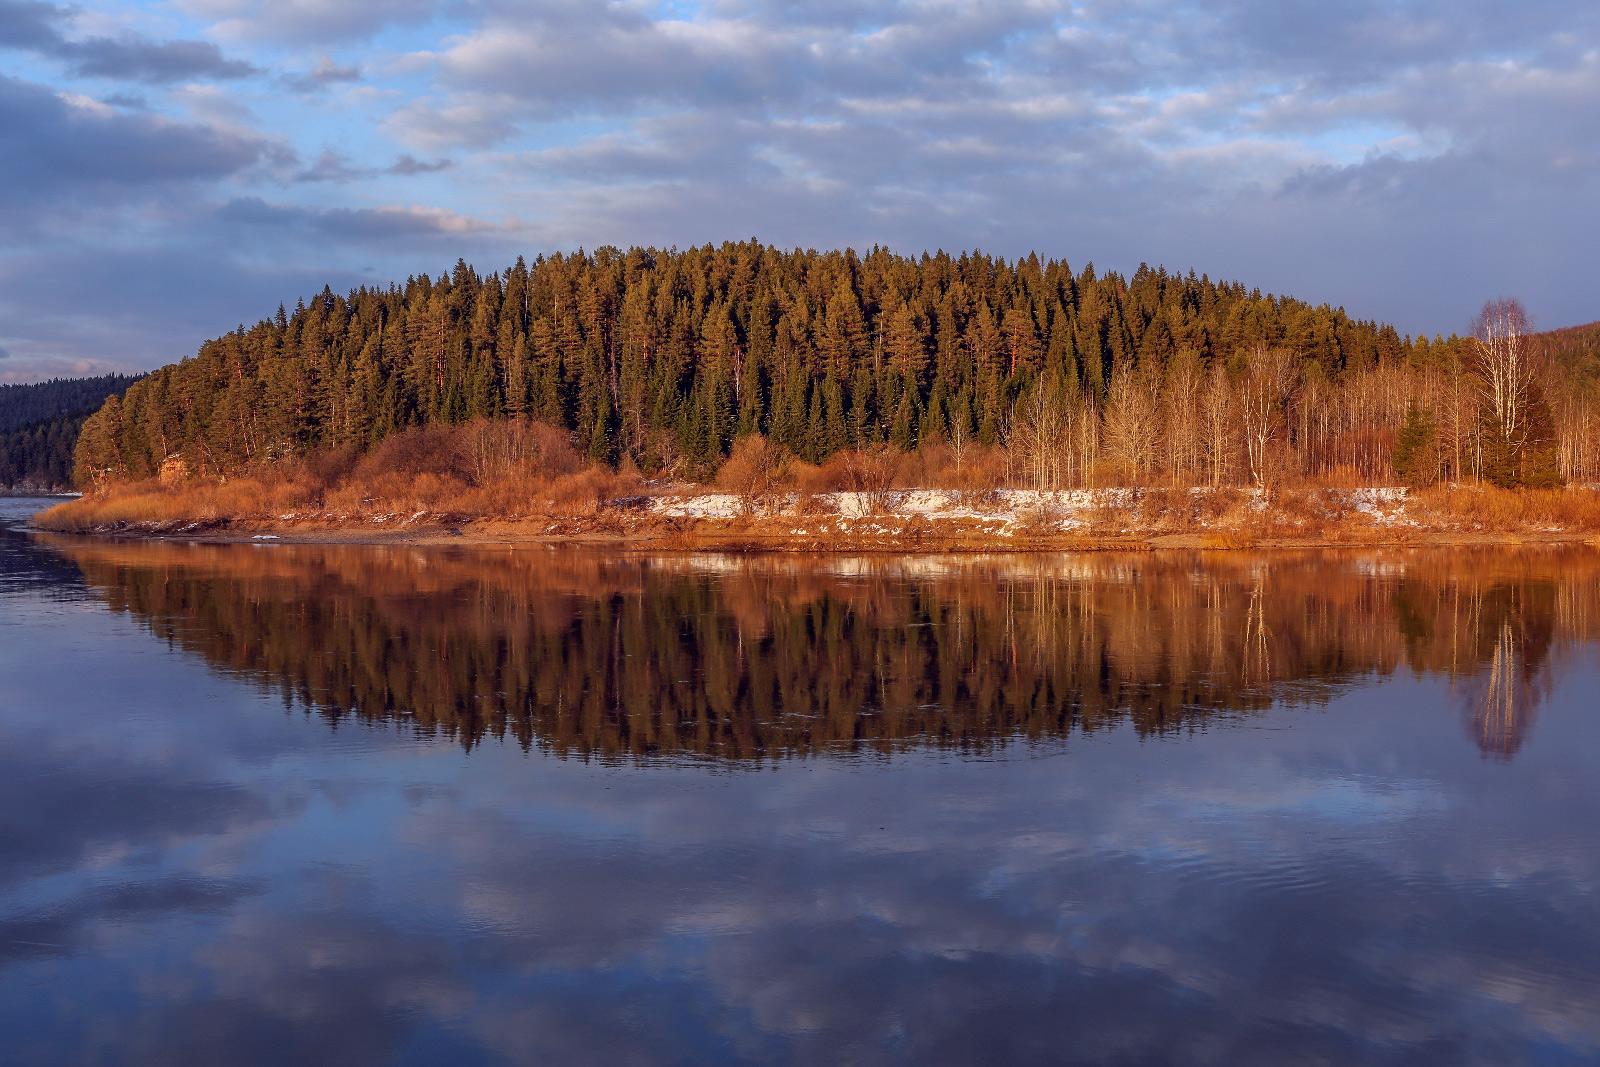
left=0, top=374, right=145, bottom=490
left=1532, top=320, right=1600, bottom=373
left=0, top=375, right=146, bottom=434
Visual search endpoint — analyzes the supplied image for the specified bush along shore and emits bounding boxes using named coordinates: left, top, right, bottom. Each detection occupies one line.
left=35, top=422, right=1600, bottom=550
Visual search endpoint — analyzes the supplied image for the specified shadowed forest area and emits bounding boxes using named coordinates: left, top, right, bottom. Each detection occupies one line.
left=0, top=375, right=143, bottom=490
left=65, top=245, right=1600, bottom=504
left=43, top=539, right=1593, bottom=761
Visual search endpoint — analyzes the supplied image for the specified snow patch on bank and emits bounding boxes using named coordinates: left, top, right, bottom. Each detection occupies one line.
left=644, top=486, right=1411, bottom=528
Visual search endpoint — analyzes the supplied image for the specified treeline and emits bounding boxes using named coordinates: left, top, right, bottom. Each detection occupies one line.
left=0, top=374, right=144, bottom=489
left=69, top=242, right=1598, bottom=490
left=46, top=541, right=1588, bottom=760
left=1533, top=320, right=1600, bottom=371
left=0, top=375, right=145, bottom=432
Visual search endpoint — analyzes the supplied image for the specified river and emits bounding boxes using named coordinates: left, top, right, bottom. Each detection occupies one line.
left=1, top=496, right=1597, bottom=1065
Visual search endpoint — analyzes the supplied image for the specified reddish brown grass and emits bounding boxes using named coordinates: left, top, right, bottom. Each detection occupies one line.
left=36, top=420, right=1600, bottom=540
left=39, top=419, right=643, bottom=532
left=1408, top=485, right=1600, bottom=531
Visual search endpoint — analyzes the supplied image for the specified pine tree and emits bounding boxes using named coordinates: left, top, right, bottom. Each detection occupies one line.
left=1392, top=402, right=1439, bottom=486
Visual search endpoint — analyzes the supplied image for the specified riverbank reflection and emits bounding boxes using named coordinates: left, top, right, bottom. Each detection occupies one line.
left=4, top=520, right=1599, bottom=1065
left=41, top=539, right=1598, bottom=761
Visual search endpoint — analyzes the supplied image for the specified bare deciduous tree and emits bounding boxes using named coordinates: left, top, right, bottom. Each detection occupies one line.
left=1006, top=378, right=1073, bottom=490
left=1238, top=346, right=1300, bottom=490
left=463, top=417, right=581, bottom=485
left=1201, top=359, right=1233, bottom=487
left=1159, top=349, right=1204, bottom=485
left=947, top=414, right=971, bottom=475
left=1473, top=298, right=1536, bottom=440
left=716, top=434, right=780, bottom=511
left=1102, top=362, right=1159, bottom=484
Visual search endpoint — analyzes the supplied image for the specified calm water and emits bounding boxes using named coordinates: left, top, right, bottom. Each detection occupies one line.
left=2, top=496, right=1598, bottom=1066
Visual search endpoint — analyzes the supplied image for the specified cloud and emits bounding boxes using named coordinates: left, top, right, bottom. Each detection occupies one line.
left=0, top=243, right=372, bottom=379
left=0, top=876, right=261, bottom=965
left=0, top=0, right=258, bottom=83
left=0, top=0, right=65, bottom=50
left=387, top=153, right=450, bottom=175
left=1, top=0, right=1597, bottom=382
left=176, top=0, right=442, bottom=46
left=216, top=197, right=502, bottom=238
left=292, top=150, right=451, bottom=182
left=0, top=190, right=509, bottom=383
left=0, top=742, right=269, bottom=891
left=58, top=34, right=257, bottom=82
left=319, top=203, right=502, bottom=237
left=0, top=74, right=265, bottom=203
left=282, top=55, right=360, bottom=92
left=421, top=0, right=1061, bottom=121
left=380, top=93, right=518, bottom=151
left=0, top=344, right=9, bottom=359
left=0, top=357, right=131, bottom=383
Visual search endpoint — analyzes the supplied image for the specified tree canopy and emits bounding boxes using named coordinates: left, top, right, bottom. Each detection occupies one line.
left=0, top=374, right=144, bottom=489
left=65, top=243, right=1596, bottom=490
left=71, top=243, right=1410, bottom=482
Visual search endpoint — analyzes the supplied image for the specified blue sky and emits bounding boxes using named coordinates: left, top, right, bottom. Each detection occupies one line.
left=1, top=0, right=1596, bottom=381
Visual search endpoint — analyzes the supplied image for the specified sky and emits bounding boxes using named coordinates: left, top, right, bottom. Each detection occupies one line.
left=0, top=0, right=1596, bottom=383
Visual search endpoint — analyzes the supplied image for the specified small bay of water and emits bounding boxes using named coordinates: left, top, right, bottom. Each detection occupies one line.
left=1, top=496, right=1597, bottom=1065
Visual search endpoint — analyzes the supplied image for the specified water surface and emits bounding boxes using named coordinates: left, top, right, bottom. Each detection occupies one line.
left=2, top=497, right=1597, bottom=1065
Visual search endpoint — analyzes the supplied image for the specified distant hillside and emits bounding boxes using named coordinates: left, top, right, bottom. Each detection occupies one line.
left=0, top=375, right=145, bottom=434
left=1532, top=320, right=1600, bottom=379
left=0, top=374, right=145, bottom=490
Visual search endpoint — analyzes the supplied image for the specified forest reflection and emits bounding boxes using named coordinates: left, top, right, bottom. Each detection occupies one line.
left=40, top=538, right=1600, bottom=761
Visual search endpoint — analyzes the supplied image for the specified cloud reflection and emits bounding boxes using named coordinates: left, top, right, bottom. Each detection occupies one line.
left=2, top=536, right=1599, bottom=1064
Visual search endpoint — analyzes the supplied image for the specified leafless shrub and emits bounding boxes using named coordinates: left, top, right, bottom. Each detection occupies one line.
left=716, top=435, right=780, bottom=511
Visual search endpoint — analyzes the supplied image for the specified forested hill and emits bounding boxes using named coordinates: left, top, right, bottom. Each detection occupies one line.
left=1, top=374, right=144, bottom=490
left=0, top=375, right=145, bottom=433
left=75, top=242, right=1424, bottom=483
left=1534, top=320, right=1600, bottom=378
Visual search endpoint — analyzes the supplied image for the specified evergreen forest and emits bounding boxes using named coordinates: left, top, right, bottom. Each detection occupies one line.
left=0, top=375, right=144, bottom=490
left=66, top=243, right=1600, bottom=490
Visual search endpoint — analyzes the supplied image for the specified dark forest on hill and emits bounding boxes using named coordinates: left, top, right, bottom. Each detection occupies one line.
left=0, top=375, right=144, bottom=490
left=63, top=243, right=1600, bottom=490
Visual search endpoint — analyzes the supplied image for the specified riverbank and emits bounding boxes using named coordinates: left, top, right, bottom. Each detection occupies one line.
left=31, top=485, right=1600, bottom=551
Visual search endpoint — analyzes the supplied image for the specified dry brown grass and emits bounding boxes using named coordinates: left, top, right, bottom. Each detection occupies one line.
left=766, top=441, right=1008, bottom=495
left=1199, top=529, right=1258, bottom=550
left=1409, top=485, right=1600, bottom=531
left=40, top=476, right=317, bottom=531
left=39, top=418, right=1600, bottom=542
left=38, top=419, right=645, bottom=532
left=42, top=465, right=646, bottom=532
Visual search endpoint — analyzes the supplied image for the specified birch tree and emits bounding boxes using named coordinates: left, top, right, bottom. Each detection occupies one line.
left=1201, top=360, right=1233, bottom=487
left=1473, top=298, right=1534, bottom=443
left=1006, top=377, right=1072, bottom=490
left=1238, top=346, right=1299, bottom=490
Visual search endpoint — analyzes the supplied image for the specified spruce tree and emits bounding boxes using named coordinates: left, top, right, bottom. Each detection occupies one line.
left=1392, top=402, right=1439, bottom=486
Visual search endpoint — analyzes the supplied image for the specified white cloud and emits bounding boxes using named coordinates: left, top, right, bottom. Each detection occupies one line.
left=380, top=93, right=520, bottom=151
